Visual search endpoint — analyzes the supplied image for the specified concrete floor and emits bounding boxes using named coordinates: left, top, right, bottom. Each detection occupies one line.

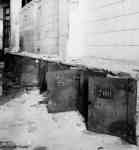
left=0, top=88, right=138, bottom=150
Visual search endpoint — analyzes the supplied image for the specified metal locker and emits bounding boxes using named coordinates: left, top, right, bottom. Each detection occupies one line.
left=87, top=76, right=137, bottom=144
left=20, top=57, right=40, bottom=86
left=3, top=54, right=23, bottom=93
left=46, top=62, right=80, bottom=113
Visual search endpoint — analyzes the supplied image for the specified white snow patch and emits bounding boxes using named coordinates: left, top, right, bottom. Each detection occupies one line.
left=0, top=89, right=137, bottom=150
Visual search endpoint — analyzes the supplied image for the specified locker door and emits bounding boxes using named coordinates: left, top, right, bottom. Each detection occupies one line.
left=87, top=76, right=137, bottom=144
left=46, top=69, right=80, bottom=113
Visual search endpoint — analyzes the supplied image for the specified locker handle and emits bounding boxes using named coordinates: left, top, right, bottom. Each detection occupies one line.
left=88, top=101, right=91, bottom=105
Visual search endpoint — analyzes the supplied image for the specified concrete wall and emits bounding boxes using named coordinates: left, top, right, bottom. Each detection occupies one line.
left=18, top=0, right=139, bottom=62
left=67, top=0, right=139, bottom=62
left=59, top=0, right=69, bottom=59
left=20, top=0, right=40, bottom=52
left=0, top=8, right=3, bottom=49
left=39, top=0, right=59, bottom=55
left=20, top=0, right=60, bottom=55
left=10, top=0, right=22, bottom=51
left=19, top=0, right=70, bottom=58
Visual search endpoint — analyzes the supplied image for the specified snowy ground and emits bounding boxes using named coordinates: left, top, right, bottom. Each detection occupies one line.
left=0, top=88, right=138, bottom=150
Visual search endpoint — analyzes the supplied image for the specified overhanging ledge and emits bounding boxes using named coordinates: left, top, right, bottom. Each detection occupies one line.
left=6, top=51, right=139, bottom=80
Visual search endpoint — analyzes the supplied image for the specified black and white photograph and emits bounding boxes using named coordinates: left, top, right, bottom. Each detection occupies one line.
left=0, top=0, right=138, bottom=149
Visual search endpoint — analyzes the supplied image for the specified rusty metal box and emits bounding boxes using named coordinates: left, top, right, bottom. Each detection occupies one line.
left=4, top=54, right=23, bottom=90
left=46, top=62, right=80, bottom=113
left=4, top=54, right=40, bottom=90
left=20, top=57, right=40, bottom=86
left=0, top=62, right=4, bottom=96
left=87, top=76, right=137, bottom=144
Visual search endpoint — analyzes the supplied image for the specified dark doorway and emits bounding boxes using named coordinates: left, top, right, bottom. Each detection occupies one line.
left=22, top=0, right=32, bottom=7
left=0, top=8, right=3, bottom=61
left=2, top=6, right=10, bottom=59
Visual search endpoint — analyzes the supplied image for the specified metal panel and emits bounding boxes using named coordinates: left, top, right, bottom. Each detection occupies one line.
left=0, top=62, right=4, bottom=96
left=46, top=68, right=80, bottom=113
left=48, top=62, right=69, bottom=71
left=4, top=54, right=40, bottom=89
left=87, top=76, right=137, bottom=144
left=20, top=57, right=39, bottom=86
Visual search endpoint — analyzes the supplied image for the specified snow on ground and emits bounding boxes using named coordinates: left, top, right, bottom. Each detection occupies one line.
left=0, top=88, right=138, bottom=150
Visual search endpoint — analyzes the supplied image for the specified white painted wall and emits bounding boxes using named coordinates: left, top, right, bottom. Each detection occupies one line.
left=18, top=0, right=139, bottom=62
left=67, top=0, right=139, bottom=62
left=20, top=0, right=39, bottom=52
left=39, top=0, right=59, bottom=55
left=59, top=0, right=69, bottom=59
left=20, top=0, right=59, bottom=55
left=10, top=0, right=22, bottom=51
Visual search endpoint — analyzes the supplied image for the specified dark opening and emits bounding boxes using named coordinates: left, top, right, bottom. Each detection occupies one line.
left=22, top=0, right=32, bottom=7
left=3, top=7, right=10, bottom=49
left=1, top=6, right=10, bottom=61
left=0, top=9, right=3, bottom=61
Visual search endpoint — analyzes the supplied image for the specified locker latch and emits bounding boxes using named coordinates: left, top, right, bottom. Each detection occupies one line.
left=95, top=86, right=113, bottom=99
